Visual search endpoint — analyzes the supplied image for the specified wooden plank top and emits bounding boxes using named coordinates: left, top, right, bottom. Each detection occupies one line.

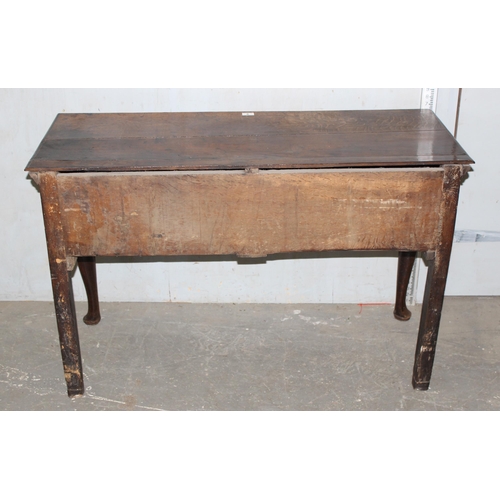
left=25, top=109, right=474, bottom=172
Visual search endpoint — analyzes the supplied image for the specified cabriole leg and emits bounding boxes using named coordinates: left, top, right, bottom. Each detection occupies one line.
left=78, top=256, right=101, bottom=325
left=394, top=251, right=417, bottom=321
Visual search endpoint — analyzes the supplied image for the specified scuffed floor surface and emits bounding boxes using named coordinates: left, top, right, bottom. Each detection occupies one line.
left=1, top=297, right=500, bottom=410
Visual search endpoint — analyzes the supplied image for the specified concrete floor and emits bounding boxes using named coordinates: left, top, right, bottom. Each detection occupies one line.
left=1, top=297, right=500, bottom=410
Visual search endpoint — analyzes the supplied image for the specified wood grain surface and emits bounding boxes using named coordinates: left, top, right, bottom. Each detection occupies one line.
left=56, top=168, right=445, bottom=258
left=26, top=110, right=473, bottom=172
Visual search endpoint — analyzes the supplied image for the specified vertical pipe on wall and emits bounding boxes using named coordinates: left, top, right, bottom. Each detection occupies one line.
left=454, top=88, right=462, bottom=139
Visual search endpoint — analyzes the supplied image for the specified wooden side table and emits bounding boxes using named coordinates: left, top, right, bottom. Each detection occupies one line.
left=26, top=110, right=473, bottom=397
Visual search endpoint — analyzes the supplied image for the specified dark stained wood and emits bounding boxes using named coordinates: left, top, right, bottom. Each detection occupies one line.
left=25, top=110, right=474, bottom=396
left=38, top=110, right=452, bottom=140
left=77, top=257, right=101, bottom=325
left=412, top=165, right=465, bottom=390
left=38, top=172, right=84, bottom=397
left=394, top=251, right=417, bottom=321
left=26, top=110, right=473, bottom=172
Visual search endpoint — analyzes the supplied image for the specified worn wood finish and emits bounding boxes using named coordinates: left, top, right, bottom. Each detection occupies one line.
left=412, top=165, right=464, bottom=390
left=28, top=109, right=453, bottom=141
left=57, top=168, right=444, bottom=258
left=38, top=172, right=84, bottom=396
left=26, top=110, right=472, bottom=172
left=394, top=251, right=417, bottom=321
left=77, top=257, right=101, bottom=325
left=25, top=110, right=474, bottom=396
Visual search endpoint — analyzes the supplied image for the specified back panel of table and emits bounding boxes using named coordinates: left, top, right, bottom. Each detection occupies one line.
left=54, top=168, right=445, bottom=258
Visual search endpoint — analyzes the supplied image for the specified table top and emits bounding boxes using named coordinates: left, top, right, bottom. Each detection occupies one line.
left=25, top=109, right=473, bottom=172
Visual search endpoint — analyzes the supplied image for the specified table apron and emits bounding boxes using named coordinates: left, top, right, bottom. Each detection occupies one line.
left=53, top=168, right=445, bottom=258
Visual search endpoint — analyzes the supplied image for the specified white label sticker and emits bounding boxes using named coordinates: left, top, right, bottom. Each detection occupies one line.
left=242, top=112, right=254, bottom=116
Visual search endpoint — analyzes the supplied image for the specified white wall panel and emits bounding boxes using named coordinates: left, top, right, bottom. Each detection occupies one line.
left=444, top=88, right=500, bottom=296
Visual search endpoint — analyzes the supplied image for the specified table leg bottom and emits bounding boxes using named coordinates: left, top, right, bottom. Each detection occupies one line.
left=66, top=378, right=85, bottom=397
left=412, top=379, right=430, bottom=390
